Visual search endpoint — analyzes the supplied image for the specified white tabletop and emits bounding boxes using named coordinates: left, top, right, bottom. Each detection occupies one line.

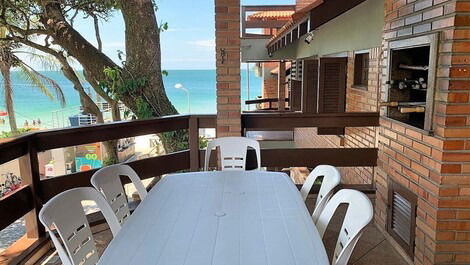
left=98, top=171, right=329, bottom=265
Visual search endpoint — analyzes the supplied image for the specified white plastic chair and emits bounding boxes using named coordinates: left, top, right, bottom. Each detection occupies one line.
left=300, top=165, right=341, bottom=222
left=204, top=137, right=261, bottom=171
left=39, top=187, right=121, bottom=265
left=91, top=164, right=147, bottom=225
left=315, top=189, right=373, bottom=265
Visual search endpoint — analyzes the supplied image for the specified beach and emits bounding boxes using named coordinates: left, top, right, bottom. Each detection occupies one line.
left=0, top=70, right=261, bottom=131
left=0, top=69, right=260, bottom=251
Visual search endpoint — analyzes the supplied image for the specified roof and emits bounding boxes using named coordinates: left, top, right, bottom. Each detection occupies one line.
left=267, top=0, right=324, bottom=47
left=248, top=11, right=295, bottom=20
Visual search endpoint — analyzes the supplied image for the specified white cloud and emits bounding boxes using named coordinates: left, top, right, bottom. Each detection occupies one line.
left=187, top=39, right=215, bottom=48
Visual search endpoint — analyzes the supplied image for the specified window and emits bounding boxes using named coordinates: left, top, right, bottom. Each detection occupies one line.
left=353, top=53, right=369, bottom=88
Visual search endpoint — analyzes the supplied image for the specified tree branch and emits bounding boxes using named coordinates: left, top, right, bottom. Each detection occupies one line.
left=91, top=13, right=102, bottom=51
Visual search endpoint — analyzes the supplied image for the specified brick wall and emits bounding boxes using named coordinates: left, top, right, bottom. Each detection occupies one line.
left=262, top=64, right=278, bottom=109
left=344, top=48, right=382, bottom=184
left=294, top=47, right=380, bottom=185
left=377, top=0, right=470, bottom=264
left=215, top=0, right=241, bottom=137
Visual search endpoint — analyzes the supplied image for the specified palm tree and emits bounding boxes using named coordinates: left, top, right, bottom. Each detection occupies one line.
left=0, top=30, right=65, bottom=135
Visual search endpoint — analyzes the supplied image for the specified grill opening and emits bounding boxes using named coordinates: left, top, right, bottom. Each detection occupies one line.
left=384, top=34, right=438, bottom=132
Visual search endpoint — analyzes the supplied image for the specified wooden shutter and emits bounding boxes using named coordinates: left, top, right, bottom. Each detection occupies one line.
left=387, top=181, right=417, bottom=258
left=318, top=57, right=347, bottom=135
left=302, top=60, right=319, bottom=114
left=291, top=80, right=302, bottom=111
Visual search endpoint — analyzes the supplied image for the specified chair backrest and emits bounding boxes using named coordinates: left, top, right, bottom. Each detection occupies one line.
left=204, top=137, right=261, bottom=171
left=315, top=189, right=373, bottom=265
left=300, top=165, right=341, bottom=223
left=91, top=164, right=147, bottom=225
left=39, top=187, right=121, bottom=265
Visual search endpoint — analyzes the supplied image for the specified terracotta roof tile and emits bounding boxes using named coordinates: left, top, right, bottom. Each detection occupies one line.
left=267, top=0, right=324, bottom=47
left=248, top=11, right=295, bottom=20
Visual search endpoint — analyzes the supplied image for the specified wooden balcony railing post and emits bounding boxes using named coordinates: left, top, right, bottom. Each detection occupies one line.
left=189, top=117, right=200, bottom=171
left=278, top=61, right=286, bottom=111
left=20, top=142, right=45, bottom=238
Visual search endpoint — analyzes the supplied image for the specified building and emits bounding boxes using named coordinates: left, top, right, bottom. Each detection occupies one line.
left=1, top=0, right=469, bottom=264
left=239, top=0, right=470, bottom=264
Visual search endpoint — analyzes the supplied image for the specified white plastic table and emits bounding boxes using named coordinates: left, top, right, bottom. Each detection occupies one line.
left=98, top=171, right=329, bottom=265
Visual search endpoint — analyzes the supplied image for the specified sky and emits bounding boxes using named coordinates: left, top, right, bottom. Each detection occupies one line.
left=68, top=0, right=295, bottom=70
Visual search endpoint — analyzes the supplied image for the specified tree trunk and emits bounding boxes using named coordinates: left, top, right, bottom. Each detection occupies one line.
left=40, top=1, right=185, bottom=153
left=120, top=0, right=178, bottom=117
left=59, top=50, right=120, bottom=164
left=0, top=63, right=17, bottom=134
left=61, top=65, right=103, bottom=121
left=61, top=63, right=119, bottom=164
left=40, top=2, right=177, bottom=117
left=110, top=101, right=121, bottom=121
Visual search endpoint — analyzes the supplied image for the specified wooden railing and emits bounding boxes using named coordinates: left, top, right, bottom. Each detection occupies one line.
left=0, top=112, right=379, bottom=264
left=245, top=97, right=290, bottom=111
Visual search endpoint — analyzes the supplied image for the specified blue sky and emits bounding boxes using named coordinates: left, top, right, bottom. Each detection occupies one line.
left=70, top=0, right=294, bottom=70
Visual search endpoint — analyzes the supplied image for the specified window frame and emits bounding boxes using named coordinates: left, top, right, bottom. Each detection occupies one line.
left=353, top=51, right=370, bottom=90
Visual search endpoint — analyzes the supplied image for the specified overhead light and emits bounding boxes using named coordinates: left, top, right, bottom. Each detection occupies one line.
left=304, top=31, right=315, bottom=44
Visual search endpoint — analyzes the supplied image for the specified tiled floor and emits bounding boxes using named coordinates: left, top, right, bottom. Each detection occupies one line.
left=36, top=197, right=409, bottom=265
left=304, top=197, right=410, bottom=265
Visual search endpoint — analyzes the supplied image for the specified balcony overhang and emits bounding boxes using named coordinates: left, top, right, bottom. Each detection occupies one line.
left=241, top=37, right=297, bottom=62
left=267, top=0, right=384, bottom=60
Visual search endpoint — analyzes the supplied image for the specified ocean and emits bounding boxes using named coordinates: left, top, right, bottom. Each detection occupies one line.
left=0, top=70, right=262, bottom=131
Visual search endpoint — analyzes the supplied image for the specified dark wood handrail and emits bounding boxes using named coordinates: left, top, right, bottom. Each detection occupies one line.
left=39, top=151, right=190, bottom=202
left=0, top=186, right=33, bottom=231
left=245, top=97, right=290, bottom=105
left=243, top=112, right=380, bottom=129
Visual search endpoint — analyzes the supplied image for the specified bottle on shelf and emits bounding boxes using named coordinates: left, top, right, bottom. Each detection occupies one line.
left=387, top=78, right=427, bottom=90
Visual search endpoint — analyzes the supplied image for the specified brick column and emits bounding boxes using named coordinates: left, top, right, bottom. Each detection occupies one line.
left=278, top=61, right=286, bottom=111
left=215, top=0, right=241, bottom=137
left=377, top=1, right=470, bottom=264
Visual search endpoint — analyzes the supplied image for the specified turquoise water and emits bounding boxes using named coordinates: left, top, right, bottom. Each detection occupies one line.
left=0, top=70, right=262, bottom=131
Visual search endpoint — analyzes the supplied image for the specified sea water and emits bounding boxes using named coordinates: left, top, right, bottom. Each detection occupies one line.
left=0, top=70, right=262, bottom=131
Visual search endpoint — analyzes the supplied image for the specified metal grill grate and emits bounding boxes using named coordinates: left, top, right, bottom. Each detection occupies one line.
left=387, top=181, right=417, bottom=258
left=392, top=192, right=412, bottom=244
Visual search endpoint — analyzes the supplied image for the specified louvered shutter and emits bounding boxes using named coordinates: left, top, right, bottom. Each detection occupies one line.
left=387, top=181, right=417, bottom=258
left=318, top=57, right=347, bottom=135
left=291, top=80, right=302, bottom=111
left=302, top=60, right=318, bottom=114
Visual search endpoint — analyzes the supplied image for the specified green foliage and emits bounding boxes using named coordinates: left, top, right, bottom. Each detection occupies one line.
left=102, top=156, right=116, bottom=167
left=17, top=62, right=66, bottom=107
left=159, top=22, right=169, bottom=33
left=135, top=97, right=153, bottom=119
left=160, top=130, right=189, bottom=153
left=199, top=136, right=208, bottom=149
left=100, top=66, right=153, bottom=119
left=0, top=128, right=32, bottom=138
